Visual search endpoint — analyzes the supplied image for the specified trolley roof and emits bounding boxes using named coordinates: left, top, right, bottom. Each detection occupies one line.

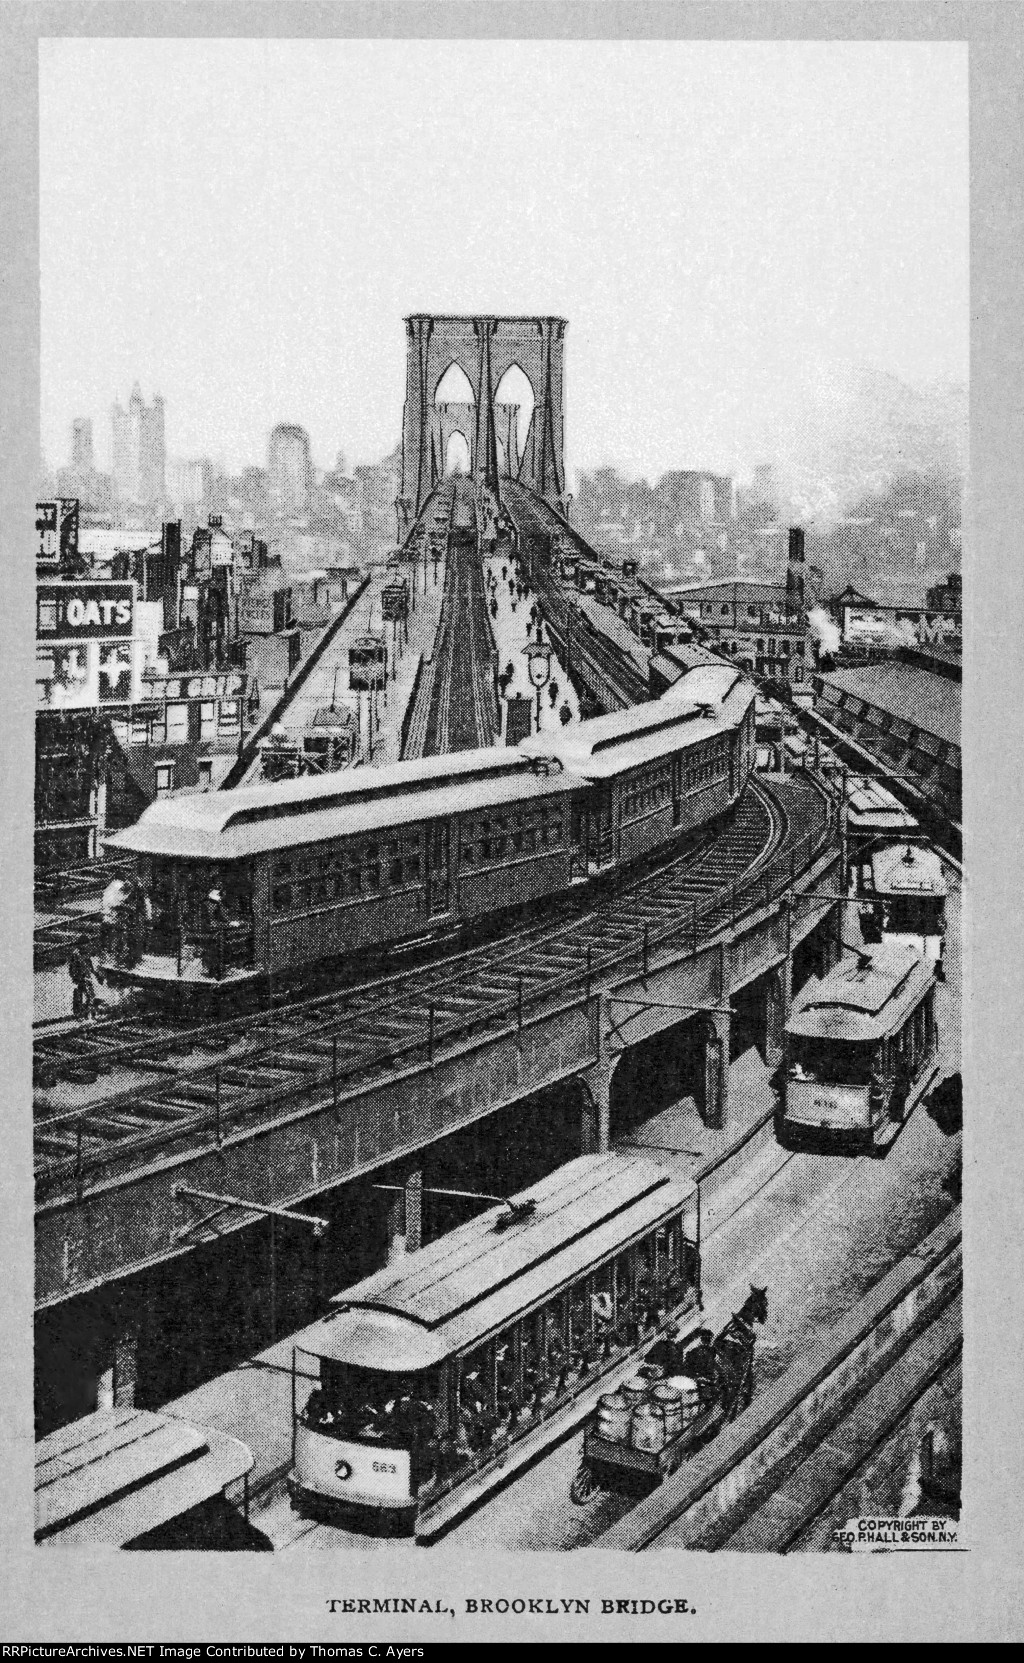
left=519, top=668, right=752, bottom=778
left=846, top=777, right=918, bottom=834
left=786, top=943, right=935, bottom=1043
left=296, top=1155, right=697, bottom=1373
left=104, top=746, right=574, bottom=861
left=35, top=1406, right=253, bottom=1547
left=869, top=842, right=947, bottom=897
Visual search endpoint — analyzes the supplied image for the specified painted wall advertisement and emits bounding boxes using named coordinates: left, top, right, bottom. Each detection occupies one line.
left=35, top=580, right=140, bottom=709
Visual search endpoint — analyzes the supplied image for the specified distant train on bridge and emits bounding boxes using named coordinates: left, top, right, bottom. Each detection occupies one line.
left=98, top=663, right=756, bottom=1002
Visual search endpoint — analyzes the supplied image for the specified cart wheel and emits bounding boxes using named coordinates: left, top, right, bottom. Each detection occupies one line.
left=570, top=1463, right=600, bottom=1506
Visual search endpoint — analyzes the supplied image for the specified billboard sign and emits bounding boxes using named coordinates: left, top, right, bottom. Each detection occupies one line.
left=140, top=671, right=247, bottom=704
left=35, top=499, right=79, bottom=568
left=842, top=605, right=961, bottom=651
left=36, top=581, right=135, bottom=641
left=35, top=639, right=138, bottom=709
left=36, top=502, right=59, bottom=567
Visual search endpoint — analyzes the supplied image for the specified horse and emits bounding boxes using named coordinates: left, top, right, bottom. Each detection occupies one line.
left=710, top=1285, right=769, bottom=1419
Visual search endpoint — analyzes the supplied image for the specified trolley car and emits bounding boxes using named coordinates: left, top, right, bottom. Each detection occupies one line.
left=35, top=1405, right=263, bottom=1550
left=855, top=841, right=947, bottom=967
left=287, top=1153, right=702, bottom=1539
left=99, top=666, right=756, bottom=1002
left=775, top=942, right=940, bottom=1153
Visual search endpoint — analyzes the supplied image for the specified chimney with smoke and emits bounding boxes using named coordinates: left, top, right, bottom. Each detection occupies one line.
left=786, top=526, right=806, bottom=613
left=807, top=605, right=841, bottom=663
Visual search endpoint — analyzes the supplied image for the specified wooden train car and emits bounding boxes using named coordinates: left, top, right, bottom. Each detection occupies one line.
left=286, top=1152, right=701, bottom=1539
left=35, top=1405, right=262, bottom=1550
left=99, top=667, right=756, bottom=1000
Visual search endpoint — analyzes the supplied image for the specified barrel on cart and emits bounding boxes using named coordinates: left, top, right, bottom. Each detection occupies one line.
left=569, top=1286, right=767, bottom=1504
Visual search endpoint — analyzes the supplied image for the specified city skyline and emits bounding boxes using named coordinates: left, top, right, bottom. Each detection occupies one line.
left=41, top=38, right=967, bottom=485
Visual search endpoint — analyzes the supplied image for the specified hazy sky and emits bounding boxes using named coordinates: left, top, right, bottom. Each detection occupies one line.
left=40, top=38, right=967, bottom=484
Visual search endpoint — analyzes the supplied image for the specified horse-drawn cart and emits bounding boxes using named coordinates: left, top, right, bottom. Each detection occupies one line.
left=569, top=1286, right=766, bottom=1505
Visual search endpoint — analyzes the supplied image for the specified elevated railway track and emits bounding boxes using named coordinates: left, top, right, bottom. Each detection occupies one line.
left=33, top=771, right=833, bottom=1205
left=403, top=481, right=500, bottom=758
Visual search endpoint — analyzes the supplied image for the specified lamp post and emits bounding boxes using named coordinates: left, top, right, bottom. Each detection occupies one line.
left=523, top=639, right=553, bottom=736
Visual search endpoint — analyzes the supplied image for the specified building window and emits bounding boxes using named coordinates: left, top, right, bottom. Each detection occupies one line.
left=218, top=699, right=240, bottom=735
left=149, top=711, right=166, bottom=744
left=130, top=715, right=149, bottom=745
left=37, top=599, right=58, bottom=633
left=200, top=700, right=216, bottom=741
left=721, top=604, right=729, bottom=616
left=756, top=639, right=765, bottom=655
left=166, top=702, right=188, bottom=743
left=154, top=762, right=175, bottom=796
left=197, top=758, right=213, bottom=789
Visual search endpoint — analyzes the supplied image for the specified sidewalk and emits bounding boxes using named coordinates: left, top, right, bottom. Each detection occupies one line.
left=483, top=551, right=582, bottom=739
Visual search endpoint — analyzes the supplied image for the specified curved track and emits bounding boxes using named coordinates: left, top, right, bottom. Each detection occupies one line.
left=33, top=772, right=835, bottom=1196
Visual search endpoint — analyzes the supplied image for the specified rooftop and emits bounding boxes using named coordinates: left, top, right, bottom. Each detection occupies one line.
left=818, top=661, right=961, bottom=750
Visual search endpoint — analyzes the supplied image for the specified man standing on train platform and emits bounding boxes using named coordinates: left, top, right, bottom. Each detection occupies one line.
left=68, top=934, right=101, bottom=1019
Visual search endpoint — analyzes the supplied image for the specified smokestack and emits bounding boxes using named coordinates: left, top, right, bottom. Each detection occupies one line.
left=786, top=525, right=806, bottom=612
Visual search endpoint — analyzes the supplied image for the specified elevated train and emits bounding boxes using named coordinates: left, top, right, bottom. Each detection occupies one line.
left=99, top=664, right=756, bottom=1002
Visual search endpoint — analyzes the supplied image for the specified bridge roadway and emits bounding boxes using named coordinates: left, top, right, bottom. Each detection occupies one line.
left=34, top=768, right=839, bottom=1311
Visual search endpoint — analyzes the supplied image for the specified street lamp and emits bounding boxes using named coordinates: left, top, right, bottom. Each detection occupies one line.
left=523, top=639, right=553, bottom=736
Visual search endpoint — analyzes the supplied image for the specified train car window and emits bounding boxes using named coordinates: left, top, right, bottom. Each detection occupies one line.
left=569, top=1279, right=593, bottom=1358
left=495, top=1331, right=518, bottom=1425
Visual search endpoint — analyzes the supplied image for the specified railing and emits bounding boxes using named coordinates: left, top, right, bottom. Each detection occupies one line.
left=127, top=922, right=256, bottom=980
left=36, top=777, right=839, bottom=1201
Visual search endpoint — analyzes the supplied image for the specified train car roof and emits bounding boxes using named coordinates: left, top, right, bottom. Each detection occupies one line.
left=105, top=747, right=574, bottom=861
left=869, top=842, right=947, bottom=897
left=519, top=667, right=752, bottom=778
left=295, top=1155, right=696, bottom=1373
left=846, top=776, right=918, bottom=832
left=786, top=943, right=935, bottom=1043
left=35, top=1406, right=253, bottom=1547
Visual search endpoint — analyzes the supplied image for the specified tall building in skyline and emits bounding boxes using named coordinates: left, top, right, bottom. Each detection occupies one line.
left=71, top=417, right=94, bottom=471
left=111, top=382, right=166, bottom=508
left=268, top=423, right=312, bottom=518
left=167, top=456, right=214, bottom=514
